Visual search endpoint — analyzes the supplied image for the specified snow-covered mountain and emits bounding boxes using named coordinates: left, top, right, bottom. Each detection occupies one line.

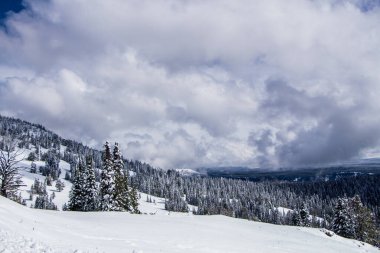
left=1, top=195, right=378, bottom=253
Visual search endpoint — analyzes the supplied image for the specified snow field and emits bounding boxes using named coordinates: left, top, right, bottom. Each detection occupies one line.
left=0, top=196, right=378, bottom=253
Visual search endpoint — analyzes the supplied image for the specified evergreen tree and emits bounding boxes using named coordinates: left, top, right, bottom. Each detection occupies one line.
left=83, top=155, right=98, bottom=211
left=68, top=159, right=86, bottom=211
left=113, top=143, right=130, bottom=211
left=30, top=162, right=37, bottom=173
left=46, top=175, right=53, bottom=186
left=34, top=193, right=57, bottom=210
left=332, top=198, right=355, bottom=238
left=62, top=203, right=68, bottom=211
left=55, top=179, right=65, bottom=192
left=31, top=178, right=46, bottom=195
left=165, top=189, right=189, bottom=212
left=27, top=151, right=37, bottom=161
left=64, top=171, right=71, bottom=181
left=129, top=184, right=140, bottom=214
left=349, top=195, right=379, bottom=245
left=99, top=142, right=117, bottom=211
left=291, top=211, right=301, bottom=226
left=299, top=203, right=310, bottom=227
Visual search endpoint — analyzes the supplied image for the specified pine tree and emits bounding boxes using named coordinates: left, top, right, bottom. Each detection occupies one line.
left=46, top=175, right=53, bottom=186
left=129, top=184, right=140, bottom=214
left=34, top=193, right=57, bottom=210
left=83, top=155, right=97, bottom=211
left=349, top=195, right=378, bottom=245
left=68, top=159, right=86, bottom=211
left=55, top=179, right=65, bottom=192
left=30, top=162, right=37, bottom=173
left=165, top=189, right=189, bottom=212
left=99, top=142, right=117, bottom=211
left=113, top=143, right=130, bottom=211
left=299, top=203, right=310, bottom=227
left=332, top=198, right=355, bottom=238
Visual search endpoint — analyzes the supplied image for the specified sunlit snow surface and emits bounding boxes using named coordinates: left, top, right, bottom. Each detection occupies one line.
left=0, top=155, right=378, bottom=253
left=0, top=196, right=378, bottom=253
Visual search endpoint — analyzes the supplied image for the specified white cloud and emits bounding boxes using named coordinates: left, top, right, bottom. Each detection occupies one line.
left=1, top=0, right=380, bottom=168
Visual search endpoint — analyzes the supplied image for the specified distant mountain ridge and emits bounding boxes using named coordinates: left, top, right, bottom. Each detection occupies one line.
left=197, top=164, right=380, bottom=182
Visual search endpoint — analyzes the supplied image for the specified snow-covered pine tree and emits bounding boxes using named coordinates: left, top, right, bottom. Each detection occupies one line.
left=83, top=155, right=97, bottom=211
left=349, top=195, right=378, bottom=245
left=34, top=193, right=57, bottom=210
left=299, top=203, right=310, bottom=227
left=31, top=178, right=46, bottom=195
left=46, top=174, right=53, bottom=186
left=332, top=198, right=355, bottom=238
left=165, top=189, right=189, bottom=212
left=55, top=179, right=65, bottom=192
left=68, top=159, right=86, bottom=211
left=30, top=162, right=37, bottom=173
left=113, top=143, right=130, bottom=211
left=99, top=142, right=117, bottom=211
left=129, top=184, right=140, bottom=214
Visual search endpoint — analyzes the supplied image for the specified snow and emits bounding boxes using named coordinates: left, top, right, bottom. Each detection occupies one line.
left=0, top=196, right=378, bottom=253
left=276, top=207, right=324, bottom=223
left=276, top=206, right=293, bottom=215
left=175, top=168, right=200, bottom=176
left=139, top=192, right=197, bottom=215
left=0, top=229, right=72, bottom=253
left=17, top=159, right=72, bottom=210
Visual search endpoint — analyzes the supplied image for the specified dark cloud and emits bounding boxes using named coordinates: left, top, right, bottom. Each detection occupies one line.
left=277, top=113, right=380, bottom=166
left=256, top=79, right=380, bottom=167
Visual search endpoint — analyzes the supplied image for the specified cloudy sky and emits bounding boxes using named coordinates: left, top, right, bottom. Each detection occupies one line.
left=1, top=0, right=380, bottom=169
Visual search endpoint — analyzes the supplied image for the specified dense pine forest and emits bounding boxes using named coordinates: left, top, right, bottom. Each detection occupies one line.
left=130, top=161, right=379, bottom=244
left=0, top=115, right=379, bottom=246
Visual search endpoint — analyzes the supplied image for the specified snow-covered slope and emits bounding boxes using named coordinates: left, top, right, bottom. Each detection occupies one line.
left=175, top=168, right=200, bottom=177
left=16, top=156, right=194, bottom=214
left=0, top=196, right=377, bottom=253
left=18, top=158, right=72, bottom=210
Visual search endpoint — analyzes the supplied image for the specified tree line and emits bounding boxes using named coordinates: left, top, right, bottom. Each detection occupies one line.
left=129, top=162, right=379, bottom=246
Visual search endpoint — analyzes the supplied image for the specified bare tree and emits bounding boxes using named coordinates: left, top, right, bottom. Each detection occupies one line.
left=0, top=138, right=24, bottom=198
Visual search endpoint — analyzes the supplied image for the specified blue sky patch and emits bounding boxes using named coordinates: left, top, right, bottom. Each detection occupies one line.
left=0, top=0, right=24, bottom=22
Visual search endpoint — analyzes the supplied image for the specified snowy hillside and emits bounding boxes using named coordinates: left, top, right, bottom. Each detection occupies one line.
left=14, top=152, right=194, bottom=213
left=17, top=157, right=72, bottom=210
left=0, top=196, right=378, bottom=253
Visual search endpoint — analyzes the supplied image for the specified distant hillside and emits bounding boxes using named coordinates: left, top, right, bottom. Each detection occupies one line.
left=0, top=114, right=103, bottom=166
left=199, top=166, right=380, bottom=182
